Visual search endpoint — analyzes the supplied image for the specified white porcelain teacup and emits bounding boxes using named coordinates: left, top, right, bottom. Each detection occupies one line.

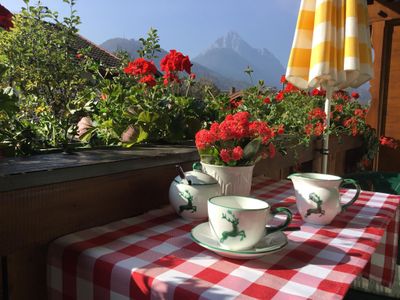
left=208, top=196, right=292, bottom=251
left=288, top=172, right=361, bottom=225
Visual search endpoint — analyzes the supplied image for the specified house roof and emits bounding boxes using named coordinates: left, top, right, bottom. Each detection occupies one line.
left=0, top=4, right=121, bottom=68
left=0, top=4, right=13, bottom=30
left=70, top=33, right=121, bottom=68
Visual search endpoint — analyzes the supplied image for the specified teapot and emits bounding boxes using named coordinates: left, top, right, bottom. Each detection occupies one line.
left=169, top=163, right=221, bottom=220
left=288, top=173, right=360, bottom=225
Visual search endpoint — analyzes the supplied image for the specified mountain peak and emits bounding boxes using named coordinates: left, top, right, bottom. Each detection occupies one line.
left=194, top=32, right=285, bottom=87
left=211, top=31, right=250, bottom=52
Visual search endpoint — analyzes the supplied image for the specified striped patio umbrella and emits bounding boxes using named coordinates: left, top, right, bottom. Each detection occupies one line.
left=286, top=0, right=373, bottom=173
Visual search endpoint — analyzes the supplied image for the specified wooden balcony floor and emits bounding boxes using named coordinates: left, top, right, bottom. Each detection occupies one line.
left=345, top=288, right=396, bottom=299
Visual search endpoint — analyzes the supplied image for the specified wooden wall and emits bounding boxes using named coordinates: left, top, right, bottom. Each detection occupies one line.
left=367, top=2, right=400, bottom=172
left=0, top=163, right=191, bottom=299
left=379, top=22, right=400, bottom=171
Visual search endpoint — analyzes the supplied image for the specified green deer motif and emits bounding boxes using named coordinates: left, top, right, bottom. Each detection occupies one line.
left=305, top=192, right=325, bottom=217
left=178, top=190, right=197, bottom=213
left=220, top=210, right=246, bottom=242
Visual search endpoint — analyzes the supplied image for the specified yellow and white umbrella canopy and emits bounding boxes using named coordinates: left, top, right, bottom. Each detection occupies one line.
left=286, top=0, right=373, bottom=173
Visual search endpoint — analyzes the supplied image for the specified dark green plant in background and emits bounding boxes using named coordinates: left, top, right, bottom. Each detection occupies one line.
left=0, top=0, right=97, bottom=154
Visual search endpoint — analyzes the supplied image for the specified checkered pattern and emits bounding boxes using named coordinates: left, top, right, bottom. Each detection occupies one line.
left=286, top=0, right=373, bottom=89
left=47, top=177, right=400, bottom=300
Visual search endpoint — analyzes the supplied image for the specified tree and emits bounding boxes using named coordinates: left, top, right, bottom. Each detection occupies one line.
left=0, top=0, right=98, bottom=152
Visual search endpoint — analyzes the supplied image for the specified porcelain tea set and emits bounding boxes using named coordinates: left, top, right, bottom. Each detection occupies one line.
left=169, top=163, right=360, bottom=259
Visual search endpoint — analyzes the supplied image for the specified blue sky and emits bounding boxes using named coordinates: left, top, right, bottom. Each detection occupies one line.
left=2, top=0, right=300, bottom=66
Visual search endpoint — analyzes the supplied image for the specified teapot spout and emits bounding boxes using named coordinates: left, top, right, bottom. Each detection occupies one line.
left=287, top=173, right=300, bottom=180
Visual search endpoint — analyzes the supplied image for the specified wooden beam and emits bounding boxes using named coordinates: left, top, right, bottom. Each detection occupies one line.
left=366, top=21, right=386, bottom=130
left=366, top=20, right=389, bottom=170
left=369, top=1, right=400, bottom=23
left=376, top=0, right=400, bottom=15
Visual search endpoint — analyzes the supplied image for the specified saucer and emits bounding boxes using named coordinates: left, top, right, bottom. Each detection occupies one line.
left=190, top=222, right=288, bottom=259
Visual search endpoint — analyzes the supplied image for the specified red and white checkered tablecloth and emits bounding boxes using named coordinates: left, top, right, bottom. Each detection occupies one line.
left=47, top=177, right=400, bottom=300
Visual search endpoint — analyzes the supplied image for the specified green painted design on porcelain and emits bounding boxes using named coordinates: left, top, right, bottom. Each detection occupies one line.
left=220, top=210, right=246, bottom=242
left=178, top=190, right=197, bottom=213
left=305, top=192, right=325, bottom=218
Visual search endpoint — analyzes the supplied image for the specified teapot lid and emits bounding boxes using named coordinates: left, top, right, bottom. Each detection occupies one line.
left=174, top=170, right=218, bottom=185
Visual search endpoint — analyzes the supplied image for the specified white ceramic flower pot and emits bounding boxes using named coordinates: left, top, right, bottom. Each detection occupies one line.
left=201, top=163, right=254, bottom=196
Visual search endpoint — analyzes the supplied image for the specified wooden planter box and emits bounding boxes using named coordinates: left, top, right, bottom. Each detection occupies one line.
left=0, top=136, right=363, bottom=299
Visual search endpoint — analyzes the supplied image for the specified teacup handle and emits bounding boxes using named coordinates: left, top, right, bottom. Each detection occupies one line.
left=340, top=179, right=361, bottom=211
left=266, top=207, right=292, bottom=234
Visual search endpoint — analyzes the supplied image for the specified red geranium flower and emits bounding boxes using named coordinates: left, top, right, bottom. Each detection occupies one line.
left=305, top=124, right=313, bottom=136
left=308, top=108, right=326, bottom=120
left=283, top=83, right=298, bottom=93
left=163, top=72, right=180, bottom=85
left=335, top=104, right=343, bottom=113
left=100, top=93, right=108, bottom=101
left=195, top=129, right=217, bottom=150
left=276, top=91, right=284, bottom=102
left=361, top=158, right=371, bottom=169
left=380, top=136, right=398, bottom=149
left=139, top=74, right=157, bottom=87
left=333, top=90, right=350, bottom=101
left=314, top=122, right=324, bottom=136
left=276, top=124, right=285, bottom=135
left=195, top=112, right=282, bottom=166
left=263, top=97, right=271, bottom=104
left=229, top=98, right=243, bottom=109
left=351, top=92, right=360, bottom=99
left=124, top=58, right=157, bottom=76
left=232, top=146, right=244, bottom=161
left=354, top=108, right=365, bottom=118
left=311, top=88, right=326, bottom=97
left=280, top=75, right=287, bottom=84
left=268, top=143, right=276, bottom=158
left=181, top=56, right=192, bottom=74
left=160, top=50, right=192, bottom=74
left=220, top=149, right=231, bottom=163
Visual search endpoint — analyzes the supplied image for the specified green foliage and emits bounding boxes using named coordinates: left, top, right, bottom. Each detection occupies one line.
left=0, top=0, right=97, bottom=154
left=87, top=71, right=215, bottom=147
left=137, top=28, right=161, bottom=59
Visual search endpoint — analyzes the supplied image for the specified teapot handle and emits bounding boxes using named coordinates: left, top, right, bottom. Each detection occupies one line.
left=340, top=179, right=361, bottom=211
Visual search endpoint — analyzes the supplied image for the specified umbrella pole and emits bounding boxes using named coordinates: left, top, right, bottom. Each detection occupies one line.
left=322, top=86, right=333, bottom=174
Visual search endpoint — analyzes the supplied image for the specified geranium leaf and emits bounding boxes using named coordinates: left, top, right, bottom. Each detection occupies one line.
left=243, top=138, right=262, bottom=161
left=121, top=127, right=148, bottom=148
left=136, top=126, right=149, bottom=143
left=79, top=127, right=97, bottom=143
left=200, top=154, right=214, bottom=164
left=138, top=111, right=159, bottom=123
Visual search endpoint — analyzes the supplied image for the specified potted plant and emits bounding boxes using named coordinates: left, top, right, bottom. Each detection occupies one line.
left=195, top=111, right=283, bottom=195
